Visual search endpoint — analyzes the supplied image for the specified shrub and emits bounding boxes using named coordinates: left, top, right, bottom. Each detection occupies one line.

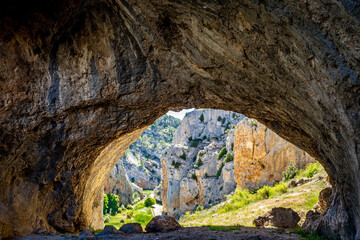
left=103, top=194, right=109, bottom=215
left=216, top=162, right=225, bottom=179
left=199, top=113, right=204, bottom=122
left=180, top=152, right=186, bottom=160
left=144, top=197, right=156, bottom=207
left=172, top=161, right=181, bottom=169
left=222, top=118, right=226, bottom=125
left=217, top=116, right=222, bottom=121
left=283, top=162, right=298, bottom=181
left=224, top=152, right=233, bottom=163
left=190, top=139, right=201, bottom=148
left=194, top=157, right=203, bottom=169
left=258, top=186, right=271, bottom=199
left=134, top=210, right=153, bottom=226
left=126, top=211, right=133, bottom=219
left=133, top=192, right=139, bottom=201
left=192, top=173, right=197, bottom=180
left=188, top=136, right=193, bottom=141
left=205, top=173, right=209, bottom=178
left=103, top=193, right=119, bottom=215
left=297, top=162, right=323, bottom=179
left=217, top=147, right=227, bottom=160
left=198, top=151, right=205, bottom=157
left=231, top=143, right=234, bottom=151
left=196, top=205, right=204, bottom=212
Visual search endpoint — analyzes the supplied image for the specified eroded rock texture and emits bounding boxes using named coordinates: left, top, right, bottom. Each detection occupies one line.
left=0, top=0, right=359, bottom=239
left=234, top=118, right=315, bottom=190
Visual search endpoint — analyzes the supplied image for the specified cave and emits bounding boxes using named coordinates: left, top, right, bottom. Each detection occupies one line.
left=0, top=0, right=359, bottom=239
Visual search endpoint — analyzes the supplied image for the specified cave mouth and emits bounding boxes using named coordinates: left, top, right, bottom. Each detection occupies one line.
left=0, top=0, right=359, bottom=239
left=101, top=108, right=327, bottom=234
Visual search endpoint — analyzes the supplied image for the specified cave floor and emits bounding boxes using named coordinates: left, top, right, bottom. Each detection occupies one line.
left=16, top=226, right=301, bottom=240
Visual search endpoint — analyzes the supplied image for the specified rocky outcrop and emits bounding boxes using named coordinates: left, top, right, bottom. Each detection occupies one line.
left=161, top=110, right=241, bottom=216
left=234, top=118, right=315, bottom=190
left=103, top=161, right=142, bottom=206
left=253, top=208, right=300, bottom=229
left=118, top=115, right=180, bottom=190
left=303, top=187, right=334, bottom=235
left=0, top=1, right=359, bottom=239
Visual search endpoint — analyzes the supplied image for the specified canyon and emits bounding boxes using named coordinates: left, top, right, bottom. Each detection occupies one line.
left=160, top=110, right=314, bottom=216
left=0, top=0, right=359, bottom=239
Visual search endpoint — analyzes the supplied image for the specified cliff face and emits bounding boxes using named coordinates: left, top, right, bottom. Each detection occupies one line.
left=116, top=115, right=180, bottom=190
left=161, top=109, right=241, bottom=216
left=103, top=161, right=142, bottom=206
left=234, top=119, right=315, bottom=190
left=0, top=0, right=359, bottom=238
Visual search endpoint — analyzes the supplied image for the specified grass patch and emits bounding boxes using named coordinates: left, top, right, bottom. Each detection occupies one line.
left=218, top=182, right=288, bottom=214
left=291, top=227, right=327, bottom=240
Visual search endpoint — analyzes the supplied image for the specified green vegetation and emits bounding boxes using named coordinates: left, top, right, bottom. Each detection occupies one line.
left=297, top=162, right=323, bottom=179
left=103, top=193, right=119, bottom=215
left=180, top=152, right=187, bottom=160
left=217, top=182, right=288, bottom=214
left=192, top=173, right=197, bottom=180
left=172, top=160, right=182, bottom=169
left=144, top=197, right=156, bottom=207
left=216, top=162, right=225, bottom=178
left=224, top=152, right=233, bottom=163
left=190, top=138, right=202, bottom=148
left=199, top=113, right=204, bottom=122
left=291, top=227, right=326, bottom=240
left=283, top=162, right=298, bottom=181
left=194, top=157, right=203, bottom=169
left=104, top=198, right=154, bottom=229
left=196, top=205, right=204, bottom=212
left=217, top=147, right=227, bottom=160
left=217, top=116, right=222, bottom=121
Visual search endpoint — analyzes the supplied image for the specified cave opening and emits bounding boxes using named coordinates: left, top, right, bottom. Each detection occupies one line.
left=0, top=0, right=359, bottom=239
left=101, top=108, right=328, bottom=237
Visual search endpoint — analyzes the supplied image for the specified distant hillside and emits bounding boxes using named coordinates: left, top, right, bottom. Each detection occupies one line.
left=118, top=114, right=181, bottom=190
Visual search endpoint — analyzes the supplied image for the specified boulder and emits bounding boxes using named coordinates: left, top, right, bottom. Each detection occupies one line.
left=288, top=178, right=312, bottom=188
left=119, top=223, right=143, bottom=234
left=253, top=207, right=300, bottom=229
left=79, top=229, right=95, bottom=236
left=145, top=216, right=181, bottom=233
left=98, top=225, right=118, bottom=235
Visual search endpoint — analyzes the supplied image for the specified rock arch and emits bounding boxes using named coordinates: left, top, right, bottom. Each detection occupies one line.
left=0, top=0, right=359, bottom=239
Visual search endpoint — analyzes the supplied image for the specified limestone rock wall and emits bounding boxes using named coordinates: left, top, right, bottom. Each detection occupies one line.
left=103, top=161, right=143, bottom=206
left=161, top=110, right=239, bottom=216
left=234, top=118, right=315, bottom=190
left=0, top=0, right=359, bottom=238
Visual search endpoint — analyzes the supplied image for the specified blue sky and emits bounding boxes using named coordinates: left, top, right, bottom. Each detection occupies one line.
left=166, top=108, right=194, bottom=120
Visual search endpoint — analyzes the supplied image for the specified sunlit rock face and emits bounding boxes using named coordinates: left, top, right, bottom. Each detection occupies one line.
left=161, top=109, right=240, bottom=216
left=0, top=0, right=359, bottom=239
left=234, top=118, right=315, bottom=190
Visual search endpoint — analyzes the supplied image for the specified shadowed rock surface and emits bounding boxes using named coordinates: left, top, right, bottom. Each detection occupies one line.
left=0, top=0, right=359, bottom=239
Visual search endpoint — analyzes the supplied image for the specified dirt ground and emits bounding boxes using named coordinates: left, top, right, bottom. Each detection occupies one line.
left=15, top=226, right=301, bottom=240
